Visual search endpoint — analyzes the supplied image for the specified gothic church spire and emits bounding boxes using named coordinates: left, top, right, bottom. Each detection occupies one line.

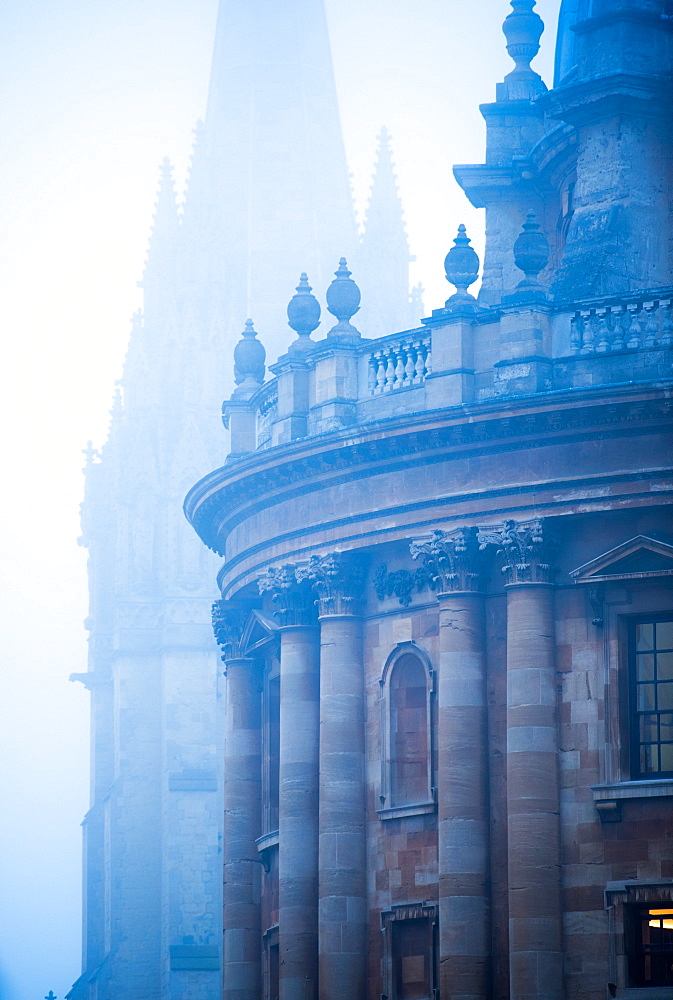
left=358, top=127, right=418, bottom=337
left=182, top=0, right=357, bottom=358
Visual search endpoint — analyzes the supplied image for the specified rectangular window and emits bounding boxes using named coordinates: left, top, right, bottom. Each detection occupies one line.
left=630, top=618, right=673, bottom=778
left=627, top=905, right=673, bottom=987
left=268, top=942, right=279, bottom=1000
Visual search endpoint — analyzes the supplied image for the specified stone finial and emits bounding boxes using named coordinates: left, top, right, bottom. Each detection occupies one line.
left=410, top=527, right=484, bottom=593
left=513, top=210, right=550, bottom=290
left=233, top=319, right=266, bottom=387
left=326, top=258, right=361, bottom=337
left=477, top=518, right=556, bottom=585
left=444, top=225, right=480, bottom=308
left=500, top=0, right=547, bottom=100
left=287, top=272, right=321, bottom=352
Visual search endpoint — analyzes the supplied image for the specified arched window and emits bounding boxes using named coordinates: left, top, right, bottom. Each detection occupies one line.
left=380, top=646, right=434, bottom=815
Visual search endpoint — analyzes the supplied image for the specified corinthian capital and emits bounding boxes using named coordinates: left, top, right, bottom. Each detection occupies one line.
left=410, top=527, right=484, bottom=594
left=212, top=599, right=250, bottom=661
left=477, top=518, right=556, bottom=585
left=296, top=551, right=367, bottom=617
left=258, top=563, right=317, bottom=627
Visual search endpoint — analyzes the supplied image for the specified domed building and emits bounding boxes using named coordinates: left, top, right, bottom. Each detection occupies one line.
left=185, top=2, right=673, bottom=1000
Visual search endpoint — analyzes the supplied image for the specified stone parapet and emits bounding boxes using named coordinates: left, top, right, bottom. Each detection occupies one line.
left=216, top=286, right=673, bottom=462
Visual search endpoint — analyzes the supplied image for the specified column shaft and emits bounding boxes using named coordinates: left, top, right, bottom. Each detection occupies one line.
left=279, top=625, right=320, bottom=1000
left=223, top=657, right=262, bottom=1000
left=318, top=614, right=367, bottom=1000
left=437, top=592, right=491, bottom=1000
left=506, top=585, right=563, bottom=1000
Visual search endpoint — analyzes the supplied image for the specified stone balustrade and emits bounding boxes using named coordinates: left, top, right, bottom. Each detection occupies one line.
left=232, top=285, right=673, bottom=458
left=367, top=333, right=432, bottom=394
left=570, top=289, right=673, bottom=357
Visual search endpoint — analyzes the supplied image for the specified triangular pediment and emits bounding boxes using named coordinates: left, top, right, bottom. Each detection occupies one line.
left=571, top=536, right=673, bottom=583
left=241, top=609, right=279, bottom=655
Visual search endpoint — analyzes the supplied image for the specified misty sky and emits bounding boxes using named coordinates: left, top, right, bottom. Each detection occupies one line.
left=0, top=2, right=560, bottom=997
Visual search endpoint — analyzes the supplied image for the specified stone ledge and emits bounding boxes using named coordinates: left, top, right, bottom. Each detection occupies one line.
left=377, top=801, right=436, bottom=821
left=613, top=990, right=673, bottom=1000
left=592, top=779, right=673, bottom=801
left=169, top=945, right=219, bottom=971
left=168, top=771, right=218, bottom=792
left=256, top=829, right=279, bottom=853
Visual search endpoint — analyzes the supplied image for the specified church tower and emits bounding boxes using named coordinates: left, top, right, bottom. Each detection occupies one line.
left=357, top=127, right=421, bottom=338
left=69, top=3, right=360, bottom=998
left=181, top=0, right=359, bottom=360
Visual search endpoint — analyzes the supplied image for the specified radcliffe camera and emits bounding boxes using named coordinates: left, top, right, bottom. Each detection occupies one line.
left=2, top=2, right=672, bottom=1000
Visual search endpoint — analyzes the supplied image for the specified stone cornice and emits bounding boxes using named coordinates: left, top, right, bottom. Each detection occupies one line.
left=185, top=384, right=672, bottom=557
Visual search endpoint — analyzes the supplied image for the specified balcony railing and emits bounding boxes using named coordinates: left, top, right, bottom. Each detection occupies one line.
left=368, top=333, right=432, bottom=394
left=246, top=286, right=672, bottom=451
left=570, top=291, right=673, bottom=356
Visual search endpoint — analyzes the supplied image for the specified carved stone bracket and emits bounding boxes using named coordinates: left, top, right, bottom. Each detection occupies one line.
left=373, top=563, right=434, bottom=607
left=258, top=563, right=318, bottom=628
left=477, top=518, right=556, bottom=585
left=212, top=599, right=251, bottom=661
left=410, top=526, right=485, bottom=594
left=296, top=551, right=368, bottom=617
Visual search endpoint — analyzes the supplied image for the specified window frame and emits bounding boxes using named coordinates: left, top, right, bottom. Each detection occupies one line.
left=628, top=614, right=673, bottom=782
left=381, top=902, right=439, bottom=1000
left=605, top=881, right=673, bottom=998
left=378, top=643, right=436, bottom=819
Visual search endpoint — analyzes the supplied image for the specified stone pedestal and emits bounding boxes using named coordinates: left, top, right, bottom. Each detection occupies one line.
left=270, top=357, right=311, bottom=445
left=222, top=654, right=262, bottom=1000
left=278, top=623, right=320, bottom=1000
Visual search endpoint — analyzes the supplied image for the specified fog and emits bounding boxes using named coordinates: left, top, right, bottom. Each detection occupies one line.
left=0, top=2, right=560, bottom=997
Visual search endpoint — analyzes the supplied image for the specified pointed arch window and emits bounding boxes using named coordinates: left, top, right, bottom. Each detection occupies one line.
left=379, top=645, right=435, bottom=819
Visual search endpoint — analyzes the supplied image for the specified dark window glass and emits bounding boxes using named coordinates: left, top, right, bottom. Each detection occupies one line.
left=390, top=655, right=429, bottom=806
left=269, top=943, right=279, bottom=1000
left=393, top=918, right=431, bottom=1000
left=630, top=618, right=673, bottom=779
left=628, top=905, right=673, bottom=987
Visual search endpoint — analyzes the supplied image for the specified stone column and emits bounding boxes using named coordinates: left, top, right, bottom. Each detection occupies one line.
left=480, top=520, right=563, bottom=1000
left=299, top=553, right=368, bottom=1000
left=213, top=600, right=262, bottom=1000
left=260, top=566, right=320, bottom=1000
left=411, top=528, right=490, bottom=1000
